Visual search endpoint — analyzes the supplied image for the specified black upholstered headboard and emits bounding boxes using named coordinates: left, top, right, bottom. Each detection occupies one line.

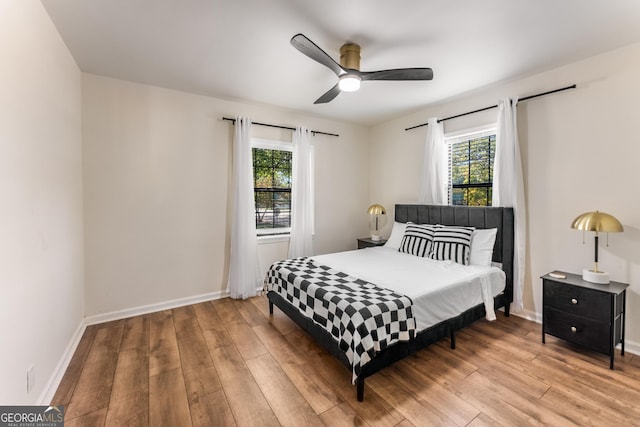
left=395, top=204, right=514, bottom=306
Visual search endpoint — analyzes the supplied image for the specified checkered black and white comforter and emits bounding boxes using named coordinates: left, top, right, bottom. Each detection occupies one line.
left=265, top=257, right=416, bottom=383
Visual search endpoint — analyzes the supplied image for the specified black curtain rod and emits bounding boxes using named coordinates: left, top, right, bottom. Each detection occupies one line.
left=222, top=117, right=339, bottom=137
left=404, top=84, right=576, bottom=131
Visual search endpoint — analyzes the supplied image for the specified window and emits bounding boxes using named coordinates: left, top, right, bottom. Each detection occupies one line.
left=446, top=128, right=496, bottom=206
left=252, top=139, right=292, bottom=236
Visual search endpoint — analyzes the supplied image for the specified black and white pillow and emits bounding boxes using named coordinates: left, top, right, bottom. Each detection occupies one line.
left=429, top=225, right=475, bottom=265
left=399, top=224, right=438, bottom=257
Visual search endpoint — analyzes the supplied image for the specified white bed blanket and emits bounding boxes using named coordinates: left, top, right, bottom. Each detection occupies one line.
left=312, top=246, right=505, bottom=331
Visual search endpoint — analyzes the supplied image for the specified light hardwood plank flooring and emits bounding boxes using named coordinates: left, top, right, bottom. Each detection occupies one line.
left=53, top=296, right=640, bottom=426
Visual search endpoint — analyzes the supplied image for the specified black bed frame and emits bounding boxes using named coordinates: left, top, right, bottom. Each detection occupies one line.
left=267, top=204, right=514, bottom=401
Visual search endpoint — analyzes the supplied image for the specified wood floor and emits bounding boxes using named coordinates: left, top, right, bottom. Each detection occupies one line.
left=52, top=296, right=640, bottom=426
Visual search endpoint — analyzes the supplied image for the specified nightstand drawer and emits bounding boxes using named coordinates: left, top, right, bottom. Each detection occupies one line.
left=543, top=279, right=610, bottom=322
left=544, top=307, right=611, bottom=354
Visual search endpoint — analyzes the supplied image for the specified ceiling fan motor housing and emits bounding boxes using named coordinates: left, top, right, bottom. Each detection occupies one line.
left=340, top=43, right=361, bottom=70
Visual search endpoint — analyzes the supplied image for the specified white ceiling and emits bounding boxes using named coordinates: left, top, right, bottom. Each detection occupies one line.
left=42, top=0, right=640, bottom=125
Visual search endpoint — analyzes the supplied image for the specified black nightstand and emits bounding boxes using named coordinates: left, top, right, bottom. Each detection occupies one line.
left=541, top=271, right=628, bottom=369
left=357, top=237, right=387, bottom=249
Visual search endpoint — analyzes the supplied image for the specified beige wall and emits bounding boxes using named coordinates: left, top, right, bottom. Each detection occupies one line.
left=0, top=1, right=83, bottom=404
left=370, top=41, right=640, bottom=348
left=82, top=74, right=370, bottom=316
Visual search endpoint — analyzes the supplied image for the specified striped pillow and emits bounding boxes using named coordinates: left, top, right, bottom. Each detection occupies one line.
left=429, top=225, right=475, bottom=265
left=399, top=224, right=438, bottom=257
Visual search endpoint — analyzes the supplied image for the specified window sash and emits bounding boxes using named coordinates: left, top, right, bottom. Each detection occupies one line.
left=446, top=128, right=496, bottom=206
left=252, top=139, right=293, bottom=235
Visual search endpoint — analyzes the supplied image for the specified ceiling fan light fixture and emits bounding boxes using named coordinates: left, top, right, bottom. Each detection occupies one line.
left=338, top=74, right=361, bottom=92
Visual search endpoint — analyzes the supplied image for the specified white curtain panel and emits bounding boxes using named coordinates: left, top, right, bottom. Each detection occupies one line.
left=418, top=118, right=447, bottom=204
left=288, top=126, right=313, bottom=258
left=492, top=98, right=527, bottom=313
left=227, top=117, right=262, bottom=300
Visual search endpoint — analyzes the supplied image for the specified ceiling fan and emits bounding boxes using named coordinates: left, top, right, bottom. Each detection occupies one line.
left=290, top=33, right=434, bottom=104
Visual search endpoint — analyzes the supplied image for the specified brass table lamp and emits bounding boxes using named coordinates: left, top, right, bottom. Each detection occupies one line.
left=367, top=204, right=386, bottom=241
left=571, top=211, right=623, bottom=284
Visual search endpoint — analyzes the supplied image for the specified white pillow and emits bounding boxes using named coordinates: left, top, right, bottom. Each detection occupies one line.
left=469, top=228, right=498, bottom=266
left=384, top=222, right=407, bottom=250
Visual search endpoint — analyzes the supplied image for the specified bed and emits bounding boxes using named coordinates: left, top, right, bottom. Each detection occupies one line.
left=265, top=204, right=514, bottom=401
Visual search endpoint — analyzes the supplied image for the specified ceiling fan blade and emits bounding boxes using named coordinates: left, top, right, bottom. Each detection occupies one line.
left=360, top=68, right=434, bottom=81
left=291, top=33, right=345, bottom=77
left=314, top=84, right=341, bottom=104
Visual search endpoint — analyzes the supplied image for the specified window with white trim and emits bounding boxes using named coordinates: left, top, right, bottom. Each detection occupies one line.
left=251, top=139, right=314, bottom=236
left=252, top=139, right=292, bottom=236
left=446, top=127, right=496, bottom=206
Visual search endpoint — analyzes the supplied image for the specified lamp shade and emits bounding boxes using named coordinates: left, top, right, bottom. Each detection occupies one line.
left=571, top=211, right=623, bottom=233
left=367, top=204, right=386, bottom=215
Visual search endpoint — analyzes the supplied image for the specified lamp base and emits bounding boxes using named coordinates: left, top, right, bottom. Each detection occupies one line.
left=582, top=269, right=610, bottom=284
left=371, top=234, right=381, bottom=241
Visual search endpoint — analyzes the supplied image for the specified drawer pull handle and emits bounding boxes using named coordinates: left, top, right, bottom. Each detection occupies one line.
left=571, top=298, right=578, bottom=305
left=570, top=326, right=577, bottom=333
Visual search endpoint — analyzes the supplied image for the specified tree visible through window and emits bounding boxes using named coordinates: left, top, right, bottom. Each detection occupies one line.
left=448, top=132, right=496, bottom=206
left=253, top=146, right=292, bottom=234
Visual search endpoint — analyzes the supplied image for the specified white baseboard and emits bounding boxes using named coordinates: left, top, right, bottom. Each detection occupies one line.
left=38, top=319, right=86, bottom=405
left=511, top=308, right=542, bottom=324
left=40, top=290, right=229, bottom=405
left=84, top=290, right=229, bottom=325
left=624, top=340, right=640, bottom=356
